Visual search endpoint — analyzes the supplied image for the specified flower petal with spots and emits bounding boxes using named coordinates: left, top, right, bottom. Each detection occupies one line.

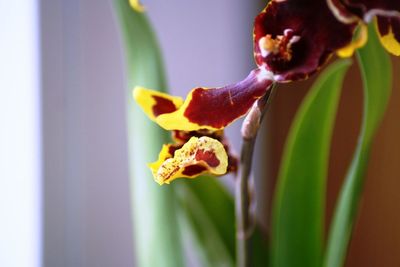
left=149, top=136, right=228, bottom=185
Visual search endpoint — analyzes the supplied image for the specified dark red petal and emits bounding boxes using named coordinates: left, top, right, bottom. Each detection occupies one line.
left=327, top=0, right=360, bottom=23
left=182, top=165, right=207, bottom=176
left=152, top=96, right=179, bottom=116
left=376, top=16, right=400, bottom=55
left=227, top=154, right=238, bottom=174
left=171, top=129, right=238, bottom=174
left=155, top=69, right=273, bottom=131
left=254, top=0, right=356, bottom=81
left=341, top=0, right=400, bottom=21
left=182, top=69, right=273, bottom=129
left=168, top=144, right=181, bottom=156
left=195, top=149, right=220, bottom=167
left=171, top=130, right=223, bottom=144
left=377, top=16, right=400, bottom=43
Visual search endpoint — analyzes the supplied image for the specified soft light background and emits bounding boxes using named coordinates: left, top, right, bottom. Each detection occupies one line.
left=1, top=0, right=399, bottom=266
left=40, top=0, right=264, bottom=266
left=0, top=1, right=41, bottom=266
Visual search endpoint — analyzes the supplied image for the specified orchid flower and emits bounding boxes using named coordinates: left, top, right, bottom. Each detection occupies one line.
left=134, top=68, right=273, bottom=185
left=134, top=0, right=398, bottom=185
left=135, top=85, right=239, bottom=185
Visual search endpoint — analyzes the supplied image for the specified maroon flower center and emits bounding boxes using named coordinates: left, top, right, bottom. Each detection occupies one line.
left=258, top=29, right=300, bottom=62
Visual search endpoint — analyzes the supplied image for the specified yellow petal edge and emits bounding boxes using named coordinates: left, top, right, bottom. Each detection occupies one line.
left=135, top=86, right=221, bottom=132
left=129, top=0, right=145, bottom=12
left=149, top=136, right=228, bottom=185
left=375, top=20, right=400, bottom=56
left=337, top=23, right=368, bottom=58
left=133, top=87, right=184, bottom=121
left=155, top=88, right=221, bottom=132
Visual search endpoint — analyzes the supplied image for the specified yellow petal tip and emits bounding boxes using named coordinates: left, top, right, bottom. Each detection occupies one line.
left=133, top=87, right=184, bottom=122
left=129, top=0, right=145, bottom=12
left=337, top=23, right=368, bottom=58
left=375, top=18, right=400, bottom=56
left=378, top=30, right=400, bottom=56
left=132, top=86, right=147, bottom=103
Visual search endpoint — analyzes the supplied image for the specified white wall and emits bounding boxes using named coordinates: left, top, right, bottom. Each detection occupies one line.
left=0, top=1, right=41, bottom=266
left=41, top=0, right=133, bottom=266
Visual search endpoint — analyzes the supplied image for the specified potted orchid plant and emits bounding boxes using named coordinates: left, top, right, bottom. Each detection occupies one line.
left=114, top=0, right=398, bottom=266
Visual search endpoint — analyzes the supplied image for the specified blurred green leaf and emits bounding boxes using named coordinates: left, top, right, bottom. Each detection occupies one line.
left=271, top=60, right=352, bottom=267
left=251, top=226, right=270, bottom=267
left=114, top=2, right=271, bottom=266
left=113, top=1, right=184, bottom=266
left=177, top=178, right=235, bottom=266
left=177, top=177, right=269, bottom=267
left=323, top=25, right=392, bottom=267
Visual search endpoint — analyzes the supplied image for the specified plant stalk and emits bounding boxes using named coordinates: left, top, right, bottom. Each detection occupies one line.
left=236, top=85, right=276, bottom=267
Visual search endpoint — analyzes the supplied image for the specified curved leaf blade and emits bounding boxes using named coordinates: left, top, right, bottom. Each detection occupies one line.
left=113, top=2, right=185, bottom=267
left=323, top=24, right=392, bottom=267
left=177, top=177, right=269, bottom=267
left=271, top=60, right=352, bottom=267
left=177, top=178, right=235, bottom=267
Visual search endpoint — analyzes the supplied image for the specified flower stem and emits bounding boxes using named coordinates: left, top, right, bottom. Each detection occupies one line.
left=235, top=85, right=276, bottom=267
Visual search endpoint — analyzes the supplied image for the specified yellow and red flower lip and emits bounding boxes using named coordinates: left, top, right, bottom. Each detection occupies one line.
left=146, top=129, right=238, bottom=185
left=134, top=68, right=274, bottom=132
left=148, top=136, right=229, bottom=185
left=133, top=69, right=271, bottom=184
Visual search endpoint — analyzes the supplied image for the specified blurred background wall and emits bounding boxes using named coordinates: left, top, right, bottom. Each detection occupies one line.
left=0, top=1, right=41, bottom=266
left=40, top=0, right=262, bottom=266
left=41, top=0, right=133, bottom=266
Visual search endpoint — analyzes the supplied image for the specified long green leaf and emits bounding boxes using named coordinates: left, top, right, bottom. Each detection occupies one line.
left=113, top=2, right=185, bottom=266
left=323, top=25, right=392, bottom=267
left=177, top=178, right=235, bottom=266
left=271, top=60, right=352, bottom=267
left=177, top=177, right=269, bottom=267
left=114, top=2, right=270, bottom=266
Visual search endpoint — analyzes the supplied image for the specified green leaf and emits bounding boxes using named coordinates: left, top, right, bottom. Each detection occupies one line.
left=113, top=2, right=184, bottom=267
left=251, top=226, right=270, bottom=267
left=177, top=177, right=235, bottom=267
left=271, top=60, right=352, bottom=267
left=177, top=177, right=269, bottom=267
left=323, top=25, right=392, bottom=267
left=113, top=2, right=270, bottom=266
